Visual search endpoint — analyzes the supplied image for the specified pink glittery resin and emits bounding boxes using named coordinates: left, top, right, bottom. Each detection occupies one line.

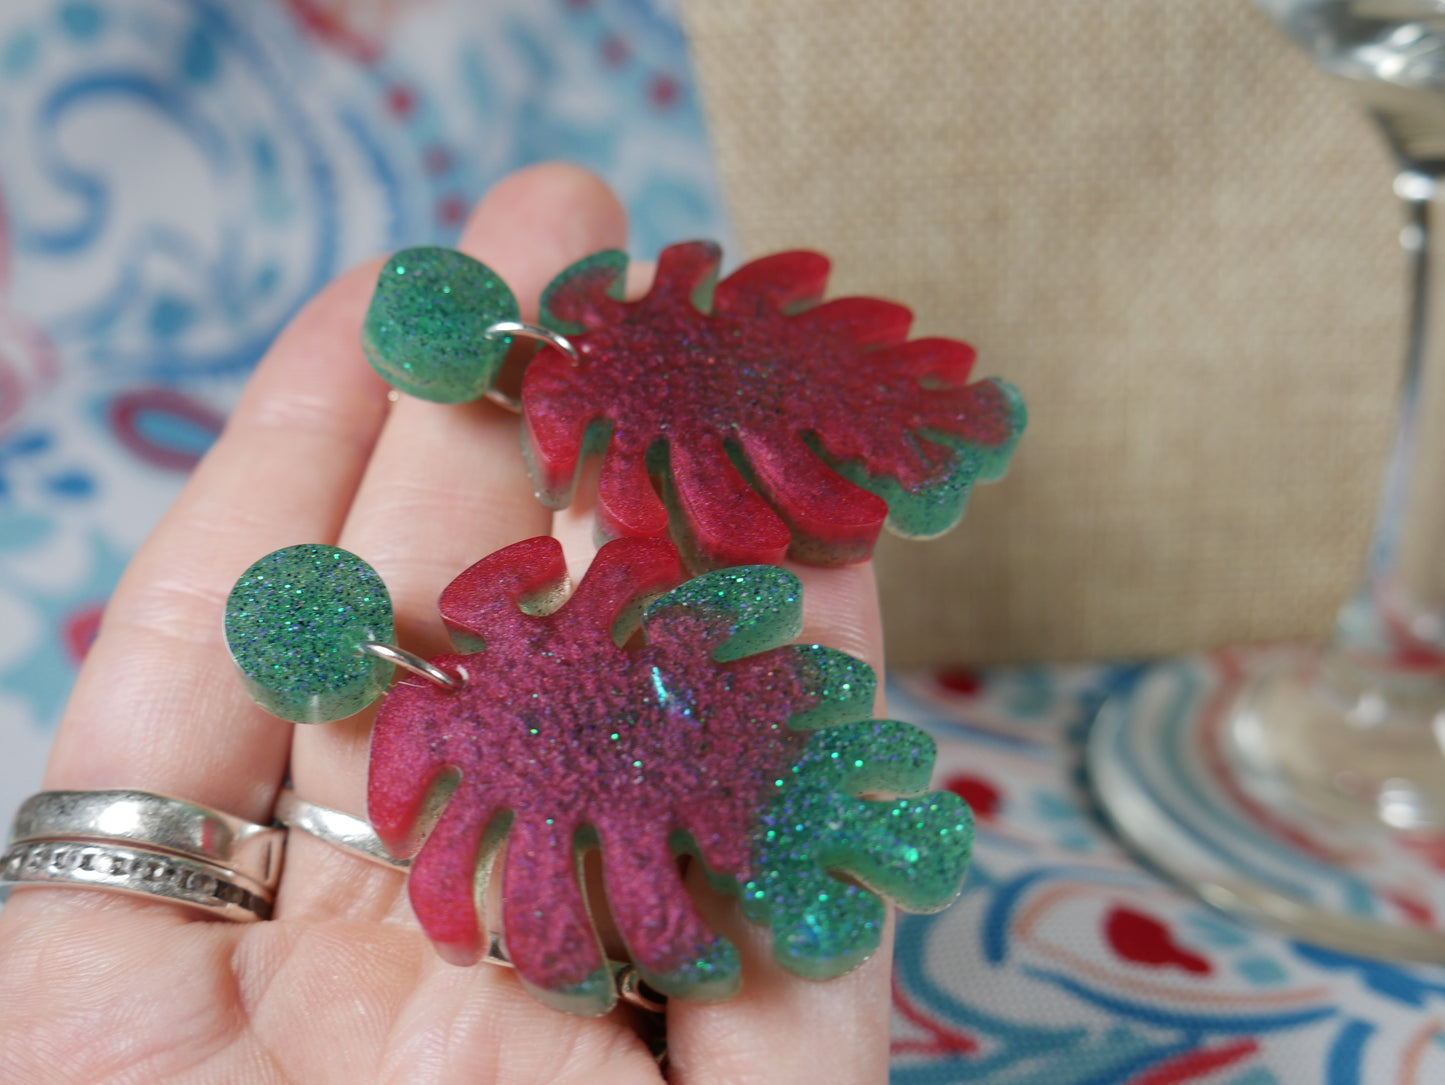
left=367, top=536, right=820, bottom=1011
left=524, top=241, right=1024, bottom=568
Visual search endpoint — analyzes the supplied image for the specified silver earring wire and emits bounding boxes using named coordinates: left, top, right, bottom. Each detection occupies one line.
left=478, top=321, right=579, bottom=413
left=483, top=320, right=577, bottom=360
left=359, top=641, right=466, bottom=691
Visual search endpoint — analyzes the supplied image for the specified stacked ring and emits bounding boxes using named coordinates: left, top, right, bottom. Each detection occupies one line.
left=1, top=790, right=284, bottom=922
left=3, top=788, right=667, bottom=1014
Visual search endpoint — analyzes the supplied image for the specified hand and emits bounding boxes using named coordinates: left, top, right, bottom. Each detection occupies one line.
left=0, top=163, right=892, bottom=1084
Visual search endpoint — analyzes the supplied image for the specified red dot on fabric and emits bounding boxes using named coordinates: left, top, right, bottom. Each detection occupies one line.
left=63, top=603, right=105, bottom=663
left=436, top=195, right=467, bottom=226
left=944, top=774, right=999, bottom=821
left=1104, top=906, right=1211, bottom=975
left=648, top=73, right=680, bottom=109
left=387, top=84, right=416, bottom=117
left=936, top=667, right=982, bottom=696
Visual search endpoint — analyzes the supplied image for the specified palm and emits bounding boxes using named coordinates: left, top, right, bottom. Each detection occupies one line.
left=0, top=165, right=892, bottom=1085
left=0, top=892, right=657, bottom=1083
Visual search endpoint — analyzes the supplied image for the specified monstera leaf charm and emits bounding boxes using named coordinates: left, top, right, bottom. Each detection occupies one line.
left=367, top=535, right=973, bottom=1015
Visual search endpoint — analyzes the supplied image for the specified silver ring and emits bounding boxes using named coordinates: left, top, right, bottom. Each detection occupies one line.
left=276, top=790, right=665, bottom=1011
left=9, top=789, right=284, bottom=890
left=358, top=641, right=466, bottom=691
left=1, top=839, right=273, bottom=921
left=275, top=788, right=409, bottom=871
left=483, top=320, right=577, bottom=360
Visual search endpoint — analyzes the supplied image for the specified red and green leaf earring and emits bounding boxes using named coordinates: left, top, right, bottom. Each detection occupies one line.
left=362, top=241, right=1024, bottom=567
left=226, top=535, right=972, bottom=1016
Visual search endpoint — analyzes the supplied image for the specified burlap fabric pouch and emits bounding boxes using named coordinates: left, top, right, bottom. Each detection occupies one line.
left=681, top=0, right=1403, bottom=666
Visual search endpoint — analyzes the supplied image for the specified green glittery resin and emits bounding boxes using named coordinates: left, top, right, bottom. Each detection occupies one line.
left=362, top=246, right=520, bottom=403
left=645, top=567, right=971, bottom=982
left=225, top=544, right=395, bottom=724
left=743, top=721, right=972, bottom=979
left=812, top=380, right=1027, bottom=539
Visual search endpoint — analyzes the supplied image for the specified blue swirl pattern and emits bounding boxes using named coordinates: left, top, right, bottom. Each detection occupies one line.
left=887, top=665, right=1445, bottom=1083
left=0, top=0, right=727, bottom=789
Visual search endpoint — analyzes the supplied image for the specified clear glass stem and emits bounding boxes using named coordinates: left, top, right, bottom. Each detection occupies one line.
left=1340, top=162, right=1445, bottom=665
left=1254, top=155, right=1445, bottom=831
left=1084, top=0, right=1445, bottom=960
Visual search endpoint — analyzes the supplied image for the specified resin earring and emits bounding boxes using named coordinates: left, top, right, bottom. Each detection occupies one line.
left=224, top=535, right=973, bottom=1016
left=361, top=241, right=1025, bottom=568
left=367, top=535, right=971, bottom=1015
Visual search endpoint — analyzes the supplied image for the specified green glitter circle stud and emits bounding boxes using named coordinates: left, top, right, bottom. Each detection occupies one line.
left=225, top=544, right=396, bottom=724
left=362, top=246, right=521, bottom=403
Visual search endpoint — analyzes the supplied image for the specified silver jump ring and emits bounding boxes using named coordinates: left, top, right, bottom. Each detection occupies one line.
left=275, top=789, right=666, bottom=1013
left=482, top=320, right=577, bottom=360
left=483, top=388, right=524, bottom=413
left=359, top=641, right=466, bottom=691
left=614, top=963, right=668, bottom=1015
left=8, top=789, right=283, bottom=889
left=480, top=321, right=578, bottom=414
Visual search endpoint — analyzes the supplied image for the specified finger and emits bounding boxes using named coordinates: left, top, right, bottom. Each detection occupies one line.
left=282, top=164, right=629, bottom=913
left=347, top=163, right=628, bottom=652
left=792, top=560, right=885, bottom=693
left=669, top=892, right=894, bottom=1085
left=41, top=269, right=393, bottom=824
left=666, top=558, right=893, bottom=1083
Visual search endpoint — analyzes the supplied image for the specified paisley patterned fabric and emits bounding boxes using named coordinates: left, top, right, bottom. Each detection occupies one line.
left=0, top=0, right=727, bottom=804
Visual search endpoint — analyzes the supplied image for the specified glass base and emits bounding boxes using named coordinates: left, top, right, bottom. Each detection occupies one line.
left=1231, top=648, right=1445, bottom=831
left=1088, top=644, right=1445, bottom=963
